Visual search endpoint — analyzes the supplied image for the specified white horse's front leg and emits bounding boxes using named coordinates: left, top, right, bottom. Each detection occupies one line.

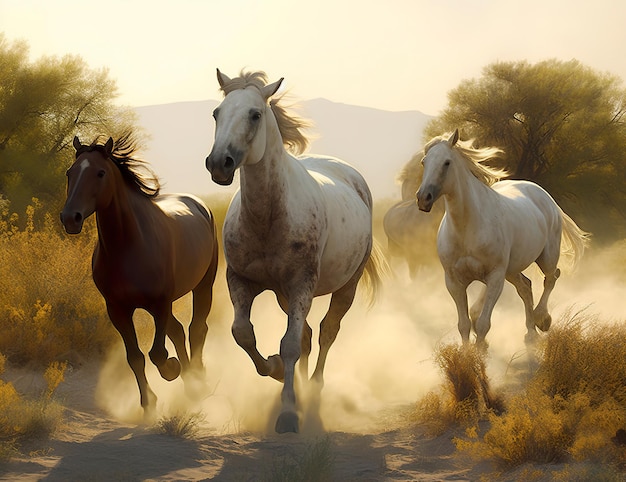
left=474, top=271, right=506, bottom=346
left=275, top=290, right=314, bottom=434
left=227, top=268, right=279, bottom=377
left=445, top=273, right=471, bottom=344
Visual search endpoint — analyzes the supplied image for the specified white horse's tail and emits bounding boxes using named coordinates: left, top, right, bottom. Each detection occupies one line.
left=559, top=209, right=591, bottom=272
left=360, top=240, right=391, bottom=307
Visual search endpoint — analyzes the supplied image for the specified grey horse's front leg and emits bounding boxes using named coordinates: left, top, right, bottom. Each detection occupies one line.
left=227, top=268, right=280, bottom=378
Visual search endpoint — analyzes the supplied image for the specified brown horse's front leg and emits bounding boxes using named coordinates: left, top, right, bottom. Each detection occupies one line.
left=150, top=305, right=181, bottom=382
left=107, top=303, right=157, bottom=417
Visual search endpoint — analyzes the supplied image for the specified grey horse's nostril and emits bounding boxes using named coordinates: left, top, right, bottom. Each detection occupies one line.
left=224, top=156, right=234, bottom=169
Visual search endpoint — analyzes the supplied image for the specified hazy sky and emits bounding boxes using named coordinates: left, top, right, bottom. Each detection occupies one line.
left=1, top=0, right=625, bottom=115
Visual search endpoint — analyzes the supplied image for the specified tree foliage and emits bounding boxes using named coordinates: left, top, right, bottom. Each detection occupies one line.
left=0, top=34, right=138, bottom=228
left=424, top=59, right=626, bottom=240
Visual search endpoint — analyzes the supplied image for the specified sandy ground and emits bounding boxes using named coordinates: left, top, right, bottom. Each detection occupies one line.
left=1, top=250, right=624, bottom=481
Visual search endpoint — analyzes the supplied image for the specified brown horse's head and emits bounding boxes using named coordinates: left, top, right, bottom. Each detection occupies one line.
left=60, top=136, right=116, bottom=234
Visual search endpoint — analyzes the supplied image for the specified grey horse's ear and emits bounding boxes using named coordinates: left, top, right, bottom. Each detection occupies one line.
left=104, top=137, right=114, bottom=155
left=216, top=68, right=231, bottom=90
left=261, top=78, right=283, bottom=101
left=448, top=129, right=459, bottom=147
left=73, top=136, right=81, bottom=151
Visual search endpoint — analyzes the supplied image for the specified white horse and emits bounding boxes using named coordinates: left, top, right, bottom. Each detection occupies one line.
left=205, top=70, right=385, bottom=433
left=416, top=130, right=589, bottom=345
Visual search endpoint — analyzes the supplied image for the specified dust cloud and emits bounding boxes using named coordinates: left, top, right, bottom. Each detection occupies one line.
left=95, top=240, right=626, bottom=435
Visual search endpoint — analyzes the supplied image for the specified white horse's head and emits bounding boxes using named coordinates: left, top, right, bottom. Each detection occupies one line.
left=416, top=130, right=459, bottom=212
left=205, top=69, right=283, bottom=185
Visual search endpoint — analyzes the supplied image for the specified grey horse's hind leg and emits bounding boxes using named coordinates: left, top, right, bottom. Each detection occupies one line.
left=310, top=273, right=362, bottom=388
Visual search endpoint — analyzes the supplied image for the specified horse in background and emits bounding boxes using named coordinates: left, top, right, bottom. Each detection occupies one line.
left=205, top=70, right=386, bottom=433
left=383, top=152, right=442, bottom=279
left=61, top=134, right=219, bottom=418
left=416, top=130, right=589, bottom=346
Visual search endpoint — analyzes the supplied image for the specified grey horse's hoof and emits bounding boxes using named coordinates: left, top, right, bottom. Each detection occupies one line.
left=275, top=411, right=299, bottom=433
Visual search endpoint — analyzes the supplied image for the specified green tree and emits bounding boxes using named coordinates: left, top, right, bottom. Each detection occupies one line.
left=425, top=59, right=626, bottom=240
left=0, top=34, right=138, bottom=228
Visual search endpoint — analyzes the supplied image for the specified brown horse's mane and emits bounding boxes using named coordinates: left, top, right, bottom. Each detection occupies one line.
left=219, top=70, right=310, bottom=155
left=78, top=131, right=160, bottom=198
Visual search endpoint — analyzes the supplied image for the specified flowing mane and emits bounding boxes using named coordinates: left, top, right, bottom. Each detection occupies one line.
left=78, top=132, right=160, bottom=197
left=424, top=133, right=508, bottom=186
left=218, top=70, right=310, bottom=155
left=397, top=151, right=423, bottom=185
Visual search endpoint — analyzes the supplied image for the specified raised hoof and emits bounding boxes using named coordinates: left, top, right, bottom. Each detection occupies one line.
left=268, top=354, right=285, bottom=382
left=534, top=313, right=552, bottom=332
left=159, top=357, right=181, bottom=381
left=275, top=411, right=299, bottom=434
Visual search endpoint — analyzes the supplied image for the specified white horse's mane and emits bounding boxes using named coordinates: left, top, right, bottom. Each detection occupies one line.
left=425, top=134, right=509, bottom=186
left=219, top=70, right=310, bottom=155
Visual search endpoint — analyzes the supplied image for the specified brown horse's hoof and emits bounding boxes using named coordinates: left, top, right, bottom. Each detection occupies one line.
left=159, top=357, right=181, bottom=381
left=275, top=411, right=299, bottom=433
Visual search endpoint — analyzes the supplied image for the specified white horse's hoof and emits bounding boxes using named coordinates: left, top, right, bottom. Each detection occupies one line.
left=275, top=411, right=299, bottom=433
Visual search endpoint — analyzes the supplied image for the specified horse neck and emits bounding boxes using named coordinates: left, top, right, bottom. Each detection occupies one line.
left=95, top=177, right=151, bottom=255
left=239, top=126, right=296, bottom=228
left=443, top=167, right=495, bottom=232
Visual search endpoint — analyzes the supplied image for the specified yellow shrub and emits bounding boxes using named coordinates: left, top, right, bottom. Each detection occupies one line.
left=0, top=201, right=114, bottom=366
left=453, top=312, right=626, bottom=469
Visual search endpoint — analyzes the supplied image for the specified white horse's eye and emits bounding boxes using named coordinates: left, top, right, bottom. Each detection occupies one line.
left=251, top=111, right=262, bottom=121
left=444, top=160, right=451, bottom=167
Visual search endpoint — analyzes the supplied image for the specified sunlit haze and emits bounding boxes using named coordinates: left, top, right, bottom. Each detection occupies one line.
left=2, top=0, right=626, bottom=115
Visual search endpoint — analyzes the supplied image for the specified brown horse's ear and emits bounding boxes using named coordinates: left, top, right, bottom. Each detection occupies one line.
left=104, top=137, right=114, bottom=155
left=261, top=77, right=283, bottom=101
left=448, top=129, right=459, bottom=147
left=73, top=136, right=81, bottom=152
left=216, top=69, right=231, bottom=90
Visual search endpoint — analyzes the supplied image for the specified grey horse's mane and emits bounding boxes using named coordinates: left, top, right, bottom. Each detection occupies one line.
left=219, top=70, right=310, bottom=155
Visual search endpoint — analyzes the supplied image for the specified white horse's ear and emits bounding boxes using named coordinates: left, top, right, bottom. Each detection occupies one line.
left=216, top=69, right=231, bottom=89
left=73, top=136, right=81, bottom=151
left=261, top=78, right=284, bottom=101
left=104, top=137, right=114, bottom=155
left=448, top=129, right=459, bottom=146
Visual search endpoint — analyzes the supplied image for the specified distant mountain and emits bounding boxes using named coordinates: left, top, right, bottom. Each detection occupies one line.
left=134, top=99, right=432, bottom=200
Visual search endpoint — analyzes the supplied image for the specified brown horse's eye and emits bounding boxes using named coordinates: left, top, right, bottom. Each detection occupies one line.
left=97, top=170, right=106, bottom=178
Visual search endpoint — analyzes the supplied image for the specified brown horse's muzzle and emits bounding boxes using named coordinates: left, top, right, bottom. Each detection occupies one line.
left=60, top=208, right=85, bottom=234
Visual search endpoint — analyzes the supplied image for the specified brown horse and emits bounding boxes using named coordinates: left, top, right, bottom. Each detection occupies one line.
left=61, top=133, right=219, bottom=418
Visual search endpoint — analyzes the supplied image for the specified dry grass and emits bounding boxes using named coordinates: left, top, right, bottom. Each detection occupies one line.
left=452, top=310, right=626, bottom=471
left=154, top=411, right=205, bottom=439
left=413, top=343, right=504, bottom=436
left=0, top=354, right=66, bottom=462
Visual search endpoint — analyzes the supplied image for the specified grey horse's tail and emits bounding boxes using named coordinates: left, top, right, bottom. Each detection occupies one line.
left=360, top=240, right=391, bottom=308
